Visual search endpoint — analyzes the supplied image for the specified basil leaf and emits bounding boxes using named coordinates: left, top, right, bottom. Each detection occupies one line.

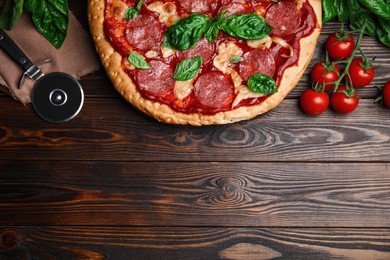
left=334, top=0, right=349, bottom=21
left=128, top=51, right=150, bottom=69
left=163, top=14, right=210, bottom=51
left=124, top=0, right=144, bottom=20
left=174, top=56, right=202, bottom=81
left=205, top=11, right=226, bottom=42
left=230, top=56, right=243, bottom=63
left=0, top=0, right=24, bottom=30
left=322, top=0, right=337, bottom=23
left=349, top=7, right=377, bottom=37
left=221, top=14, right=273, bottom=40
left=25, top=0, right=69, bottom=49
left=376, top=17, right=390, bottom=47
left=247, top=74, right=277, bottom=94
left=124, top=8, right=138, bottom=19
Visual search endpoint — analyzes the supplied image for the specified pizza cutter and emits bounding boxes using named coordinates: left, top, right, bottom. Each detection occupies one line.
left=0, top=29, right=84, bottom=123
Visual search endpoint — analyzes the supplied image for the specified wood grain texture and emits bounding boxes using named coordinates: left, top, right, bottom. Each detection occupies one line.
left=0, top=227, right=389, bottom=259
left=0, top=161, right=389, bottom=227
left=0, top=1, right=389, bottom=258
left=0, top=97, right=389, bottom=162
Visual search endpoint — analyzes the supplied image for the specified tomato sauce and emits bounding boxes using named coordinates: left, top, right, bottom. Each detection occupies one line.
left=103, top=0, right=318, bottom=115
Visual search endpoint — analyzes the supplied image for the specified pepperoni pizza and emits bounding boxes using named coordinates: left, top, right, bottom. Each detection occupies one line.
left=88, top=0, right=322, bottom=125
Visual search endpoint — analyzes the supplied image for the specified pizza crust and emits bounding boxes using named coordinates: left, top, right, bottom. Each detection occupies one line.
left=88, top=0, right=322, bottom=126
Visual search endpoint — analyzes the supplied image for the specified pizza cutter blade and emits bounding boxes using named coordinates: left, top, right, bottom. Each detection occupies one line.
left=0, top=29, right=84, bottom=123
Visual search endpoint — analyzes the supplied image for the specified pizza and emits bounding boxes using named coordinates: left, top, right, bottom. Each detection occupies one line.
left=88, top=0, right=322, bottom=125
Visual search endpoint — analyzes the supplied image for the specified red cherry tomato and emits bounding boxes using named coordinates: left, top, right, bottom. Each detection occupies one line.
left=310, top=62, right=341, bottom=90
left=300, top=88, right=329, bottom=116
left=325, top=33, right=355, bottom=60
left=383, top=81, right=390, bottom=108
left=348, top=57, right=375, bottom=87
left=331, top=86, right=359, bottom=114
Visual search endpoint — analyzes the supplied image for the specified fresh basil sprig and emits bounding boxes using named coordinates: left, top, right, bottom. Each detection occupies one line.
left=204, top=11, right=226, bottom=42
left=163, top=14, right=210, bottom=51
left=0, top=0, right=69, bottom=49
left=124, top=0, right=144, bottom=20
left=0, top=0, right=24, bottom=30
left=322, top=0, right=390, bottom=47
left=174, top=56, right=202, bottom=81
left=221, top=14, right=273, bottom=40
left=128, top=51, right=150, bottom=69
left=164, top=13, right=272, bottom=51
left=247, top=74, right=278, bottom=94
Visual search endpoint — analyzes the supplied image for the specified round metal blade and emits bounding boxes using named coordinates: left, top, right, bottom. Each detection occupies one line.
left=31, top=72, right=84, bottom=123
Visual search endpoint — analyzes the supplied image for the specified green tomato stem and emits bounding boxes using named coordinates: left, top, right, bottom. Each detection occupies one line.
left=332, top=20, right=367, bottom=92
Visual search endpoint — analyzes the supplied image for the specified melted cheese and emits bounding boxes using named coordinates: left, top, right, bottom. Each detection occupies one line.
left=147, top=1, right=179, bottom=27
left=247, top=36, right=272, bottom=49
left=145, top=50, right=158, bottom=58
left=174, top=78, right=195, bottom=100
left=232, top=86, right=265, bottom=108
left=229, top=69, right=243, bottom=90
left=213, top=41, right=243, bottom=74
left=110, top=0, right=128, bottom=20
left=161, top=46, right=175, bottom=58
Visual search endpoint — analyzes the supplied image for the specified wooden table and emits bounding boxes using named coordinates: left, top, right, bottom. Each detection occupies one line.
left=1, top=1, right=390, bottom=259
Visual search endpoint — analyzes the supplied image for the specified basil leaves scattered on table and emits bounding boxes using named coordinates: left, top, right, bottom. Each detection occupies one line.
left=0, top=0, right=69, bottom=49
left=174, top=56, right=202, bottom=81
left=247, top=74, right=278, bottom=94
left=322, top=0, right=390, bottom=47
left=164, top=13, right=273, bottom=51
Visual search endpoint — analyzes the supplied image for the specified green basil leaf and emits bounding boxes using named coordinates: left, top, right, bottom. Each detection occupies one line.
left=247, top=74, right=277, bottom=94
left=357, top=0, right=390, bottom=21
left=334, top=0, right=349, bottom=21
left=124, top=8, right=138, bottom=19
left=221, top=14, right=272, bottom=40
left=128, top=51, right=150, bottom=69
left=163, top=14, right=210, bottom=51
left=124, top=0, right=144, bottom=20
left=376, top=17, right=390, bottom=47
left=204, top=11, right=226, bottom=42
left=230, top=56, right=243, bottom=63
left=322, top=0, right=337, bottom=23
left=174, top=56, right=202, bottom=81
left=0, top=0, right=24, bottom=30
left=25, top=0, right=69, bottom=49
left=349, top=7, right=377, bottom=37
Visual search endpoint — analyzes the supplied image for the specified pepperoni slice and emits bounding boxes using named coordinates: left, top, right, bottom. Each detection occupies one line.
left=177, top=38, right=215, bottom=65
left=239, top=49, right=276, bottom=81
left=219, top=1, right=249, bottom=15
left=126, top=15, right=163, bottom=51
left=265, top=1, right=301, bottom=38
left=136, top=60, right=174, bottom=96
left=177, top=0, right=219, bottom=14
left=194, top=72, right=234, bottom=109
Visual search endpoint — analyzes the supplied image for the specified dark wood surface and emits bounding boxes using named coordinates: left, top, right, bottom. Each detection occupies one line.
left=1, top=1, right=390, bottom=259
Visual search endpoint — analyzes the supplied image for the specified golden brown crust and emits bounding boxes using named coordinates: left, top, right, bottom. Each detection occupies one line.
left=88, top=0, right=322, bottom=126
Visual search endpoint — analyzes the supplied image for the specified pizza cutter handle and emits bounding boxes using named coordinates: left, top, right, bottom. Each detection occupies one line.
left=0, top=29, right=34, bottom=72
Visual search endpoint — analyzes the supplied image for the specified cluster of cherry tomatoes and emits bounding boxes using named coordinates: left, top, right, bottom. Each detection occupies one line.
left=300, top=26, right=389, bottom=116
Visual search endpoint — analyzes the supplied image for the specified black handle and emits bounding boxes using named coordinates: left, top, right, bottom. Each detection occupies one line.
left=0, top=28, right=34, bottom=71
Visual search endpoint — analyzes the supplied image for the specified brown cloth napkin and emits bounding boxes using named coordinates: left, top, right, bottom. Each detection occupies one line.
left=0, top=11, right=101, bottom=104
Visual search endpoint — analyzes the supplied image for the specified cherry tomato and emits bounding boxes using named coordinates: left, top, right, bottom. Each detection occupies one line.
left=310, top=62, right=341, bottom=90
left=383, top=81, right=390, bottom=108
left=325, top=33, right=355, bottom=60
left=300, top=88, right=329, bottom=116
left=331, top=86, right=359, bottom=114
left=348, top=57, right=375, bottom=87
